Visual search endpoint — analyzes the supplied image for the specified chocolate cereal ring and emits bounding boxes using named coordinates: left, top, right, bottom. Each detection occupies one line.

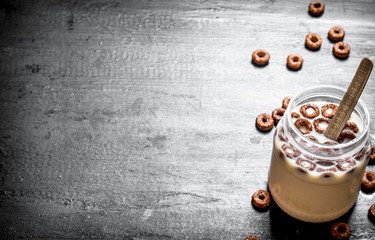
left=313, top=118, right=330, bottom=133
left=370, top=146, right=375, bottom=164
left=300, top=104, right=320, bottom=119
left=309, top=1, right=325, bottom=17
left=362, top=171, right=375, bottom=191
left=244, top=236, right=260, bottom=240
left=321, top=104, right=338, bottom=118
left=287, top=54, right=303, bottom=70
left=251, top=190, right=271, bottom=209
left=369, top=204, right=375, bottom=222
left=291, top=112, right=300, bottom=118
left=306, top=135, right=319, bottom=142
left=252, top=49, right=270, bottom=66
left=337, top=159, right=356, bottom=171
left=282, top=96, right=292, bottom=109
left=328, top=26, right=345, bottom=42
left=337, top=131, right=356, bottom=144
left=282, top=143, right=301, bottom=158
left=296, top=158, right=316, bottom=171
left=331, top=222, right=351, bottom=239
left=305, top=33, right=322, bottom=50
left=256, top=113, right=274, bottom=131
left=294, top=118, right=313, bottom=135
left=333, top=42, right=350, bottom=59
left=344, top=121, right=359, bottom=133
left=272, top=108, right=285, bottom=125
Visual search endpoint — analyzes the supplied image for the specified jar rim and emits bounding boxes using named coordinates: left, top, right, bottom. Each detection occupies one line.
left=285, top=85, right=370, bottom=156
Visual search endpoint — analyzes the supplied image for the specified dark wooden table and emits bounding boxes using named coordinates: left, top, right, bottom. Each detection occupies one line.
left=1, top=0, right=375, bottom=239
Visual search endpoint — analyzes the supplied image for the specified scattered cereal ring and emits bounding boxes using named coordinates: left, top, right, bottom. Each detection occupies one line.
left=369, top=204, right=375, bottom=222
left=337, top=131, right=356, bottom=143
left=291, top=112, right=300, bottom=118
left=282, top=143, right=301, bottom=158
left=287, top=54, right=303, bottom=70
left=244, top=236, right=260, bottom=240
left=256, top=113, right=274, bottom=131
left=370, top=146, right=375, bottom=163
left=337, top=159, right=356, bottom=171
left=328, top=26, right=345, bottom=42
left=251, top=190, right=271, bottom=209
left=296, top=158, right=316, bottom=171
left=309, top=1, right=325, bottom=17
left=321, top=104, right=338, bottom=118
left=252, top=49, right=270, bottom=66
left=331, top=222, right=351, bottom=239
left=294, top=118, right=313, bottom=134
left=313, top=118, right=330, bottom=133
left=362, top=171, right=375, bottom=191
left=333, top=42, right=350, bottom=59
left=344, top=121, right=359, bottom=133
left=272, top=108, right=285, bottom=125
left=282, top=96, right=292, bottom=109
left=300, top=104, right=320, bottom=119
left=305, top=33, right=322, bottom=50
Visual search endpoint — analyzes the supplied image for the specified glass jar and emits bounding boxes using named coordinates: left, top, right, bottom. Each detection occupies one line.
left=268, top=85, right=371, bottom=223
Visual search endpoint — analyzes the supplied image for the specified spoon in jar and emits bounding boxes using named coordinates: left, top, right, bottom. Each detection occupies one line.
left=324, top=58, right=373, bottom=141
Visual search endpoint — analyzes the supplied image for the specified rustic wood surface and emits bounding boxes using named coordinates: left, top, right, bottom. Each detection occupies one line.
left=1, top=0, right=375, bottom=239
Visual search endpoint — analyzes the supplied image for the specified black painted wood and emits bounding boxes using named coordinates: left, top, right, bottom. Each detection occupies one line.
left=0, top=0, right=375, bottom=239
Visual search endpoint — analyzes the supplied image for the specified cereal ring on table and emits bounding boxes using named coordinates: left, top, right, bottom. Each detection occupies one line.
left=282, top=143, right=301, bottom=158
left=328, top=26, right=345, bottom=42
left=369, top=204, right=375, bottom=222
left=333, top=42, right=350, bottom=59
left=252, top=49, right=270, bottom=66
left=370, top=146, right=375, bottom=163
left=296, top=158, right=316, bottom=171
left=344, top=121, right=358, bottom=133
left=337, top=158, right=356, bottom=171
left=309, top=1, right=325, bottom=17
left=272, top=108, right=285, bottom=125
left=282, top=96, right=292, bottom=109
left=244, top=236, right=260, bottom=240
left=256, top=113, right=274, bottom=131
left=321, top=103, right=338, bottom=118
left=337, top=131, right=356, bottom=144
left=251, top=190, right=271, bottom=209
left=287, top=54, right=303, bottom=70
left=313, top=118, right=330, bottom=133
left=291, top=112, right=300, bottom=118
left=294, top=118, right=313, bottom=135
left=300, top=104, right=320, bottom=119
left=331, top=222, right=351, bottom=239
left=305, top=33, right=322, bottom=50
left=362, top=171, right=375, bottom=191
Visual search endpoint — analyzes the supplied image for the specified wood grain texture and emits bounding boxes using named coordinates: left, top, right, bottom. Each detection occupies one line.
left=0, top=0, right=374, bottom=239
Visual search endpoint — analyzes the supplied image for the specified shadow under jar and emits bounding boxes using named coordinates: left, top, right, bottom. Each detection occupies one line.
left=268, top=85, right=371, bottom=223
